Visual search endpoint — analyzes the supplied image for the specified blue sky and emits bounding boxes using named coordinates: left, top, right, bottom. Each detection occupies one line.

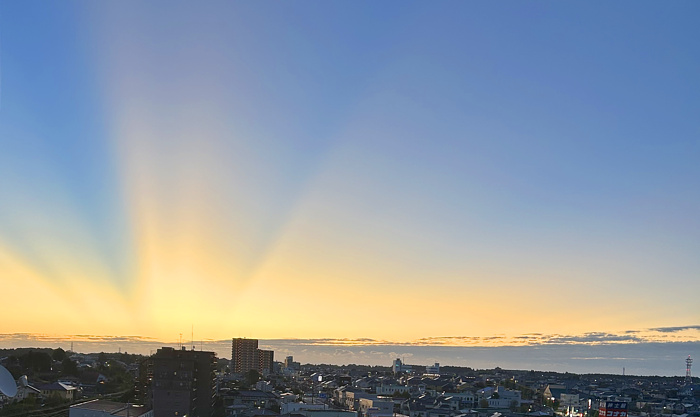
left=0, top=1, right=698, bottom=344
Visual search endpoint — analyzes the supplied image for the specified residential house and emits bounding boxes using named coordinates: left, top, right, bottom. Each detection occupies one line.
left=38, top=382, right=78, bottom=401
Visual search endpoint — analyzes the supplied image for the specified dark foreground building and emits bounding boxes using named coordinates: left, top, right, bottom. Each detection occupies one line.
left=148, top=347, right=217, bottom=417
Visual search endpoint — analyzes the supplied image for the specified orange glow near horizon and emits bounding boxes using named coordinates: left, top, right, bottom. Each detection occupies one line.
left=1, top=2, right=698, bottom=347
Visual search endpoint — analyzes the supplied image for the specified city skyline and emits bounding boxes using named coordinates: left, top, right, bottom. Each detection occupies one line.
left=1, top=2, right=699, bottom=356
left=0, top=330, right=698, bottom=377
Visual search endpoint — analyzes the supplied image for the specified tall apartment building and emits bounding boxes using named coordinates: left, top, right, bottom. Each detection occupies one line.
left=258, top=349, right=274, bottom=375
left=231, top=338, right=275, bottom=374
left=148, top=347, right=217, bottom=417
left=135, top=357, right=153, bottom=406
left=231, top=338, right=259, bottom=374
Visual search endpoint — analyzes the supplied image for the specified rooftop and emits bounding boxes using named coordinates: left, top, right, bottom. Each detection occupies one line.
left=71, top=400, right=127, bottom=413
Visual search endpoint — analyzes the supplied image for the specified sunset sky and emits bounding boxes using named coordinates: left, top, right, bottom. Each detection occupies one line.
left=0, top=2, right=698, bottom=348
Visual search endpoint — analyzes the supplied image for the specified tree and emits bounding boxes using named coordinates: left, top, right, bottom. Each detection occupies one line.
left=19, top=351, right=52, bottom=373
left=0, top=396, right=40, bottom=417
left=510, top=400, right=519, bottom=412
left=119, top=388, right=136, bottom=403
left=521, top=386, right=535, bottom=400
left=479, top=399, right=489, bottom=408
left=97, top=352, right=108, bottom=368
left=393, top=391, right=410, bottom=399
left=52, top=348, right=67, bottom=362
left=62, top=357, right=78, bottom=376
left=244, top=369, right=261, bottom=387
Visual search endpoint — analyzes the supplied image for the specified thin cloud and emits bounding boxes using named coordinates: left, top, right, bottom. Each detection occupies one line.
left=544, top=332, right=642, bottom=345
left=648, top=325, right=700, bottom=333
left=3, top=327, right=700, bottom=355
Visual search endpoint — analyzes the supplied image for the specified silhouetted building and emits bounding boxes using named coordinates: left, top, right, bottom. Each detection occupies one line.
left=135, top=357, right=154, bottom=407
left=425, top=363, right=440, bottom=376
left=232, top=338, right=259, bottom=374
left=284, top=356, right=300, bottom=370
left=392, top=358, right=412, bottom=374
left=258, top=349, right=274, bottom=375
left=150, top=347, right=216, bottom=417
left=231, top=338, right=275, bottom=375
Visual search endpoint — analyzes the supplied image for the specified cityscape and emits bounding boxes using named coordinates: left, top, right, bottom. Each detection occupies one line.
left=0, top=339, right=698, bottom=417
left=1, top=2, right=699, bottom=417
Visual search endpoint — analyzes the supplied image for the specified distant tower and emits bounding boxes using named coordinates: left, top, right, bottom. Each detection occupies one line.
left=686, top=355, right=693, bottom=384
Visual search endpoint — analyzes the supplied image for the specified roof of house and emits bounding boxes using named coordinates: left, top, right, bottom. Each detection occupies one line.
left=236, top=390, right=278, bottom=399
left=112, top=405, right=149, bottom=417
left=251, top=410, right=280, bottom=417
left=71, top=400, right=150, bottom=417
left=71, top=400, right=126, bottom=412
left=18, top=384, right=41, bottom=394
left=38, top=382, right=77, bottom=392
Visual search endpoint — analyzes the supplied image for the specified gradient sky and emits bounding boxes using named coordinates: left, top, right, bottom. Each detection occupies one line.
left=0, top=2, right=698, bottom=345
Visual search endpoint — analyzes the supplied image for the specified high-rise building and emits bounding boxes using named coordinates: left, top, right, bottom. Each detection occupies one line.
left=135, top=357, right=153, bottom=406
left=258, top=349, right=274, bottom=375
left=148, top=347, right=217, bottom=417
left=231, top=338, right=259, bottom=374
left=282, top=356, right=300, bottom=374
left=231, top=338, right=275, bottom=375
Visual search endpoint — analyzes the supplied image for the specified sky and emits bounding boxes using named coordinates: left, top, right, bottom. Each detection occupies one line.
left=1, top=332, right=698, bottom=376
left=0, top=1, right=699, bottom=366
